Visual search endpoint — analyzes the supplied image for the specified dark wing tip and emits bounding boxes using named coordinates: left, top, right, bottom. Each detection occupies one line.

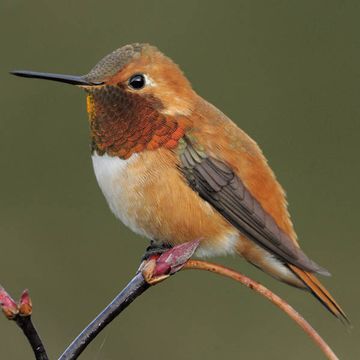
left=315, top=267, right=331, bottom=277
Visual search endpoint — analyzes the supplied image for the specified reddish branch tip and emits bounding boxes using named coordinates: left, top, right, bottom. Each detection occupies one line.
left=142, top=239, right=201, bottom=284
left=19, top=289, right=32, bottom=316
left=155, top=239, right=201, bottom=275
left=0, top=287, right=18, bottom=319
left=0, top=288, right=33, bottom=319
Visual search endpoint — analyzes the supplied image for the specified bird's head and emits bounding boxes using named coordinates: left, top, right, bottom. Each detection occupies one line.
left=12, top=43, right=195, bottom=158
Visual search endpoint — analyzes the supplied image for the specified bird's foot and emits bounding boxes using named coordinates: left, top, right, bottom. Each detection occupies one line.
left=141, top=240, right=173, bottom=261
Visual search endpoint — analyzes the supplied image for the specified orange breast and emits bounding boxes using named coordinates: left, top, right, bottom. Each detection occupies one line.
left=92, top=147, right=238, bottom=256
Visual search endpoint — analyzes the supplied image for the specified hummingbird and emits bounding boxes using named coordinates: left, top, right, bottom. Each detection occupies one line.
left=12, top=43, right=347, bottom=322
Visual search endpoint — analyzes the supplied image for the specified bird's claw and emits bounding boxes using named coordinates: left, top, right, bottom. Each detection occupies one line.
left=141, top=241, right=173, bottom=261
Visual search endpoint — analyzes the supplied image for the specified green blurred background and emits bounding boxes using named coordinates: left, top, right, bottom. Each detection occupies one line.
left=1, top=1, right=359, bottom=359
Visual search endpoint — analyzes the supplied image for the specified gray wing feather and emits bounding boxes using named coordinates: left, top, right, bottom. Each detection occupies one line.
left=179, top=137, right=329, bottom=275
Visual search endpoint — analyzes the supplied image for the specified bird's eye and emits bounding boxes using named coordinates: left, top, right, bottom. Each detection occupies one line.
left=128, top=74, right=146, bottom=90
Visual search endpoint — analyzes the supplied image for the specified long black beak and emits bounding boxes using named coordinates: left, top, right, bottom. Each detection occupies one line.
left=10, top=70, right=103, bottom=86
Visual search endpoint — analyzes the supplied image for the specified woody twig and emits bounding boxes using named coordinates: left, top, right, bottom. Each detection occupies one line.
left=1, top=240, right=338, bottom=360
left=0, top=287, right=48, bottom=360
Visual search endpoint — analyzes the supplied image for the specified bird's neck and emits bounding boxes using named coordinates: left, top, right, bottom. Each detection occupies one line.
left=86, top=85, right=188, bottom=159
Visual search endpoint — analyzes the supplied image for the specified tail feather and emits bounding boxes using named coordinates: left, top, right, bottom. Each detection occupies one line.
left=288, top=264, right=349, bottom=325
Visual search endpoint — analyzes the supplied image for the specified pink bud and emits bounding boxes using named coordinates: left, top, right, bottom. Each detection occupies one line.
left=155, top=239, right=201, bottom=274
left=0, top=288, right=19, bottom=320
left=152, top=262, right=171, bottom=277
left=19, top=289, right=32, bottom=316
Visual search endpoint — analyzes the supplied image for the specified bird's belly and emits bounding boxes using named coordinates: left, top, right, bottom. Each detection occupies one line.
left=92, top=152, right=151, bottom=238
left=91, top=150, right=239, bottom=257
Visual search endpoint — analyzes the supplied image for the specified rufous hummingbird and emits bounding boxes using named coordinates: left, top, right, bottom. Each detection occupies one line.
left=11, top=43, right=347, bottom=322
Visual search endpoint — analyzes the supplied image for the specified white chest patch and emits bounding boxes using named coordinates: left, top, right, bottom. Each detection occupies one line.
left=91, top=152, right=148, bottom=237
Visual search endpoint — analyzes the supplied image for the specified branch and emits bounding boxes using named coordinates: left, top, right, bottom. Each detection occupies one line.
left=58, top=273, right=150, bottom=360
left=59, top=240, right=201, bottom=360
left=183, top=260, right=339, bottom=360
left=1, top=240, right=339, bottom=360
left=59, top=240, right=338, bottom=360
left=0, top=288, right=48, bottom=360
